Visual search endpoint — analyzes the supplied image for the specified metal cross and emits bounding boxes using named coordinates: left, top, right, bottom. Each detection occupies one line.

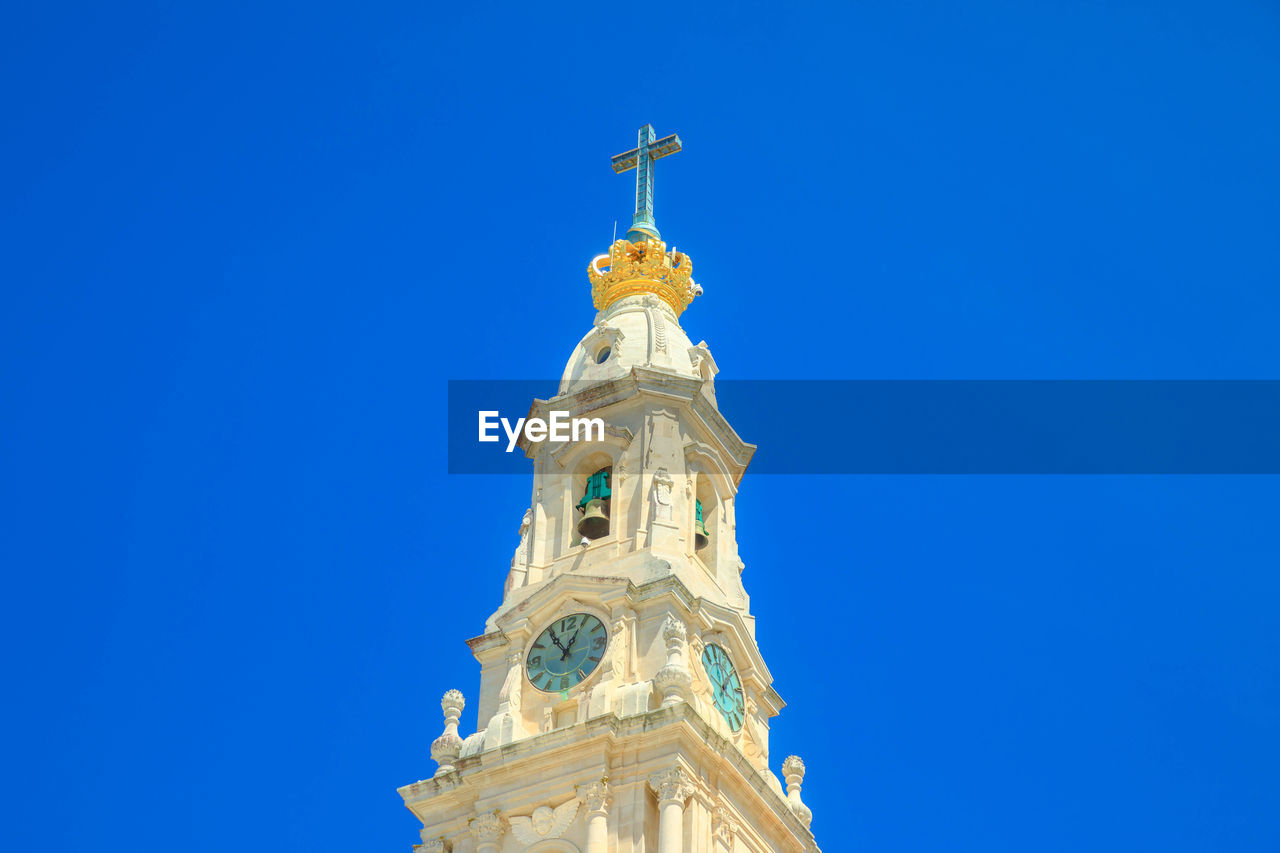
left=611, top=124, right=682, bottom=242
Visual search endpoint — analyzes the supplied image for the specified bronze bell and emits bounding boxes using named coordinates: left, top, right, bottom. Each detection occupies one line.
left=577, top=498, right=610, bottom=540
left=694, top=498, right=710, bottom=550
left=694, top=518, right=710, bottom=551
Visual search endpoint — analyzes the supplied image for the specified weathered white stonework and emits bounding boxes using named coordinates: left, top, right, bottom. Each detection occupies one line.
left=399, top=244, right=820, bottom=852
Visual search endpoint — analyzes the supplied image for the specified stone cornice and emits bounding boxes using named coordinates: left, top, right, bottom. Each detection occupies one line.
left=398, top=702, right=820, bottom=853
left=516, top=368, right=756, bottom=486
left=465, top=630, right=508, bottom=655
left=480, top=573, right=640, bottom=642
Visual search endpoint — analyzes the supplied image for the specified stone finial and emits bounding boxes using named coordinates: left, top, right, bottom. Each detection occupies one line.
left=652, top=614, right=693, bottom=707
left=441, top=688, right=465, bottom=715
left=429, top=689, right=465, bottom=776
left=648, top=766, right=693, bottom=805
left=782, top=755, right=813, bottom=828
left=782, top=755, right=805, bottom=787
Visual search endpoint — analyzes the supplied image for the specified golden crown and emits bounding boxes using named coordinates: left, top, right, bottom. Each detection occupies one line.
left=587, top=237, right=701, bottom=317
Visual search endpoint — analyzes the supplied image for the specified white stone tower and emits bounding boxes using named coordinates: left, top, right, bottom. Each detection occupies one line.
left=398, top=127, right=819, bottom=853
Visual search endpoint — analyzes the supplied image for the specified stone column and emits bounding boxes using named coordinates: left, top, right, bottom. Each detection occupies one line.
left=648, top=767, right=692, bottom=853
left=468, top=810, right=507, bottom=853
left=578, top=779, right=611, bottom=853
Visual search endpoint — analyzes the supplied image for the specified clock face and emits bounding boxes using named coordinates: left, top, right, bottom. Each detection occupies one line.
left=526, top=613, right=608, bottom=693
left=701, top=643, right=745, bottom=731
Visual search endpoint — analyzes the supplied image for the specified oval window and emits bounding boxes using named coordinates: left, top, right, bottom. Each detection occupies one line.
left=595, top=346, right=611, bottom=364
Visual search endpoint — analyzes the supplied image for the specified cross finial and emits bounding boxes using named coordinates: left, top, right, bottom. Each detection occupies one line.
left=611, top=124, right=682, bottom=242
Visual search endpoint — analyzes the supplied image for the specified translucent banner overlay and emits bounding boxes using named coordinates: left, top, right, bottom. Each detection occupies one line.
left=448, top=380, right=1280, bottom=474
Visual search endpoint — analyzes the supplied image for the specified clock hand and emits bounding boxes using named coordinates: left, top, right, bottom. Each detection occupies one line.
left=560, top=626, right=585, bottom=660
left=713, top=674, right=741, bottom=705
left=547, top=628, right=568, bottom=654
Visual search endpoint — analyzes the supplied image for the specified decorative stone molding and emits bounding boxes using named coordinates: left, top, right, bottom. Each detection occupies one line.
left=647, top=766, right=693, bottom=805
left=468, top=810, right=508, bottom=844
left=711, top=805, right=740, bottom=844
left=549, top=422, right=634, bottom=468
left=577, top=779, right=611, bottom=815
left=484, top=648, right=527, bottom=746
left=783, top=755, right=814, bottom=828
left=650, top=468, right=674, bottom=521
left=429, top=689, right=464, bottom=776
left=649, top=304, right=669, bottom=353
left=582, top=323, right=626, bottom=363
left=509, top=798, right=580, bottom=845
left=742, top=694, right=768, bottom=763
left=507, top=507, right=532, bottom=591
left=688, top=341, right=719, bottom=380
left=578, top=778, right=611, bottom=853
left=604, top=609, right=634, bottom=681
left=419, top=834, right=448, bottom=853
left=662, top=613, right=687, bottom=644
left=683, top=439, right=736, bottom=490
left=501, top=650, right=523, bottom=705
left=459, top=730, right=485, bottom=759
left=547, top=596, right=601, bottom=626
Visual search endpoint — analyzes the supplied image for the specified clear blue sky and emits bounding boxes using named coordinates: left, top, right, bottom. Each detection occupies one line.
left=3, top=1, right=1279, bottom=850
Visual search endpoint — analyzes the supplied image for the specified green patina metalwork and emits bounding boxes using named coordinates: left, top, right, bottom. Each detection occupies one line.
left=611, top=124, right=682, bottom=242
left=695, top=498, right=705, bottom=526
left=577, top=468, right=612, bottom=509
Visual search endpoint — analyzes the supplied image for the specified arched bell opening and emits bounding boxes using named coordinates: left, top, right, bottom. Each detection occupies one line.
left=692, top=469, right=722, bottom=574
left=694, top=497, right=710, bottom=551
left=570, top=451, right=616, bottom=547
left=576, top=466, right=612, bottom=540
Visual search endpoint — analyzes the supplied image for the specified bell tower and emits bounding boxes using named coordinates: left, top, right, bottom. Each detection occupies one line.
left=399, top=126, right=820, bottom=853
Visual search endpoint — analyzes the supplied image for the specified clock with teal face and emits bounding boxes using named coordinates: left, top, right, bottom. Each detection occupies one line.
left=526, top=613, right=608, bottom=693
left=701, top=643, right=745, bottom=731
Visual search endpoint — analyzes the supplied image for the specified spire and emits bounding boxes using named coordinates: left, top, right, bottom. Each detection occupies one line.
left=590, top=124, right=702, bottom=316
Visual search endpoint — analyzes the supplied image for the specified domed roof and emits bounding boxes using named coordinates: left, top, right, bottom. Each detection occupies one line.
left=558, top=294, right=718, bottom=397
